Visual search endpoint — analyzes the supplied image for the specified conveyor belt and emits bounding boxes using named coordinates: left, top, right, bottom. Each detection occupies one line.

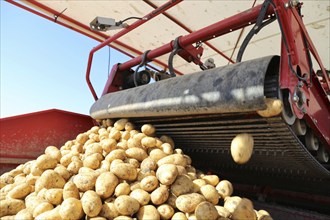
left=131, top=113, right=330, bottom=194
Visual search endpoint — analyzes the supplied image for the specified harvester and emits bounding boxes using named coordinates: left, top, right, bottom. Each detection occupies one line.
left=3, top=0, right=330, bottom=217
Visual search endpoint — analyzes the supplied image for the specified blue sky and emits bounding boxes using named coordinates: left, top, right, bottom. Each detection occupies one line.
left=1, top=1, right=129, bottom=117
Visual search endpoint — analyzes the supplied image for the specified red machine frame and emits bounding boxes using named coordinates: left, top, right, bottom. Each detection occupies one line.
left=98, top=0, right=330, bottom=148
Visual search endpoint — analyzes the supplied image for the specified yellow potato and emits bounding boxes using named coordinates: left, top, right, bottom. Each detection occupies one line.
left=202, top=175, right=219, bottom=186
left=171, top=212, right=187, bottom=220
left=85, top=143, right=103, bottom=156
left=15, top=208, right=33, bottom=220
left=215, top=206, right=231, bottom=218
left=114, top=195, right=140, bottom=216
left=76, top=133, right=89, bottom=144
left=0, top=199, right=25, bottom=217
left=32, top=202, right=53, bottom=218
left=83, top=154, right=101, bottom=169
left=171, top=174, right=194, bottom=197
left=44, top=146, right=61, bottom=162
left=200, top=184, right=219, bottom=205
left=257, top=98, right=283, bottom=117
left=156, top=164, right=179, bottom=185
left=45, top=189, right=63, bottom=205
left=149, top=149, right=167, bottom=162
left=130, top=189, right=150, bottom=206
left=36, top=154, right=58, bottom=170
left=140, top=157, right=157, bottom=171
left=230, top=133, right=254, bottom=164
left=126, top=147, right=148, bottom=162
left=25, top=195, right=45, bottom=213
left=110, top=163, right=137, bottom=181
left=140, top=175, right=159, bottom=192
left=159, top=135, right=175, bottom=148
left=63, top=181, right=80, bottom=200
left=216, top=180, right=233, bottom=198
left=141, top=124, right=156, bottom=136
left=193, top=179, right=207, bottom=193
left=194, top=201, right=218, bottom=220
left=161, top=143, right=174, bottom=155
left=81, top=190, right=103, bottom=217
left=67, top=160, right=83, bottom=174
left=105, top=149, right=126, bottom=163
left=59, top=198, right=84, bottom=220
left=157, top=154, right=188, bottom=167
left=95, top=172, right=118, bottom=199
left=150, top=185, right=169, bottom=205
left=166, top=192, right=177, bottom=209
left=35, top=170, right=65, bottom=192
left=224, top=196, right=256, bottom=220
left=114, top=119, right=128, bottom=131
left=100, top=138, right=117, bottom=154
left=54, top=165, right=72, bottom=181
left=99, top=202, right=119, bottom=219
left=157, top=204, right=175, bottom=220
left=114, top=216, right=134, bottom=220
left=176, top=193, right=205, bottom=213
left=137, top=205, right=160, bottom=220
left=7, top=183, right=31, bottom=199
left=73, top=172, right=97, bottom=192
left=114, top=182, right=131, bottom=197
left=141, top=137, right=157, bottom=148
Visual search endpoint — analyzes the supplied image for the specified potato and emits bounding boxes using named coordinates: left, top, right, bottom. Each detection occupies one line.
left=44, top=146, right=61, bottom=161
left=114, top=182, right=131, bottom=196
left=45, top=189, right=63, bottom=205
left=156, top=164, right=178, bottom=185
left=76, top=133, right=89, bottom=144
left=95, top=172, right=118, bottom=199
left=59, top=198, right=84, bottom=220
left=171, top=174, right=194, bottom=197
left=171, top=212, right=188, bottom=220
left=137, top=205, right=160, bottom=220
left=157, top=154, right=187, bottom=167
left=159, top=135, right=175, bottom=147
left=157, top=204, right=174, bottom=220
left=140, top=157, right=157, bottom=171
left=54, top=165, right=71, bottom=181
left=33, top=202, right=53, bottom=218
left=30, top=163, right=43, bottom=176
left=0, top=199, right=25, bottom=217
left=130, top=181, right=141, bottom=191
left=60, top=153, right=74, bottom=167
left=161, top=143, right=174, bottom=155
left=257, top=98, right=283, bottom=117
left=110, top=163, right=137, bottom=181
left=86, top=217, right=107, bottom=220
left=224, top=196, right=256, bottom=220
left=129, top=189, right=150, bottom=206
left=73, top=172, right=97, bottom=192
left=114, top=216, right=133, bottom=220
left=193, top=179, right=207, bottom=193
left=149, top=149, right=167, bottom=162
left=141, top=124, right=156, bottom=136
left=194, top=201, right=218, bottom=220
left=114, top=119, right=128, bottom=131
left=35, top=170, right=65, bottom=192
left=200, top=184, right=219, bottom=205
left=100, top=138, right=117, bottom=154
left=126, top=147, right=148, bottom=162
left=150, top=185, right=169, bottom=205
left=215, top=206, right=231, bottom=218
left=216, top=180, right=233, bottom=198
left=85, top=143, right=103, bottom=156
left=114, top=195, right=140, bottom=216
left=140, top=175, right=159, bottom=192
left=141, top=137, right=157, bottom=148
left=137, top=169, right=156, bottom=181
left=7, top=183, right=31, bottom=199
left=36, top=154, right=58, bottom=170
left=176, top=165, right=187, bottom=175
left=26, top=174, right=38, bottom=185
left=63, top=181, right=80, bottom=200
left=34, top=205, right=62, bottom=220
left=83, top=154, right=101, bottom=169
left=105, top=149, right=126, bottom=163
left=124, top=158, right=140, bottom=168
left=166, top=192, right=177, bottom=209
left=176, top=193, right=205, bottom=213
left=15, top=208, right=33, bottom=220
left=127, top=137, right=142, bottom=149
left=99, top=202, right=119, bottom=219
left=67, top=160, right=83, bottom=174
left=25, top=195, right=45, bottom=213
left=230, top=133, right=254, bottom=164
left=81, top=190, right=102, bottom=217
left=202, top=175, right=219, bottom=186
left=125, top=122, right=135, bottom=131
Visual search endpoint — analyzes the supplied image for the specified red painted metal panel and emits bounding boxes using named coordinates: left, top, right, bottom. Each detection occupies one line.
left=0, top=109, right=94, bottom=174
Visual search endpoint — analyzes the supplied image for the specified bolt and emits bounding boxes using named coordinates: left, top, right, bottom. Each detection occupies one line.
left=293, top=95, right=299, bottom=103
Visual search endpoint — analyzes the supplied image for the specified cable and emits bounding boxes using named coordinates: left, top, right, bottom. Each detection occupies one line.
left=116, top=17, right=145, bottom=26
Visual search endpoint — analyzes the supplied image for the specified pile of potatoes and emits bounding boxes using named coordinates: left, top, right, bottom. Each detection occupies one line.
left=0, top=119, right=272, bottom=220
